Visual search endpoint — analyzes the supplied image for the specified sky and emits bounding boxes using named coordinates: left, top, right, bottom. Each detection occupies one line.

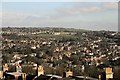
left=1, top=1, right=118, bottom=31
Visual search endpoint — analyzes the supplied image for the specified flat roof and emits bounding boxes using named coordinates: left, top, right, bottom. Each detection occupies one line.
left=7, top=72, right=25, bottom=76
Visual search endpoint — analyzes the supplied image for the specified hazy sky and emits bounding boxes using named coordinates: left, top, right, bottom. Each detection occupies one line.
left=1, top=2, right=118, bottom=31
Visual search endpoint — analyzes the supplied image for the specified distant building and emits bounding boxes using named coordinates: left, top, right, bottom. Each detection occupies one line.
left=105, top=67, right=113, bottom=79
left=5, top=72, right=26, bottom=80
left=3, top=64, right=9, bottom=72
left=37, top=66, right=44, bottom=76
left=66, top=69, right=73, bottom=77
left=16, top=64, right=22, bottom=72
